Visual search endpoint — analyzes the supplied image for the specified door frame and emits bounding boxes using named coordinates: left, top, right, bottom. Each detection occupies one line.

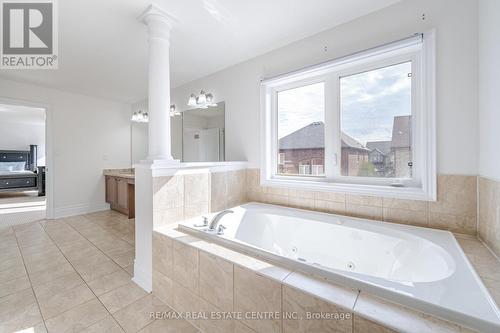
left=0, top=96, right=55, bottom=219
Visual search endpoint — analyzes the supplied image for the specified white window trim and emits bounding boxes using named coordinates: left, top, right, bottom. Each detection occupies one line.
left=260, top=31, right=436, bottom=201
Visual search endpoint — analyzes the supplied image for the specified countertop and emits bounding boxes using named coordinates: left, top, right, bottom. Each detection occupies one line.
left=103, top=168, right=135, bottom=179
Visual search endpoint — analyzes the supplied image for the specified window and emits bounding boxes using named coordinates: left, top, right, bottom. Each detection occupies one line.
left=261, top=33, right=436, bottom=200
left=340, top=62, right=412, bottom=178
left=277, top=82, right=325, bottom=176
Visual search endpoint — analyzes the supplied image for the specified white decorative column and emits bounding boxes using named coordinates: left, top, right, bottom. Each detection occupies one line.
left=140, top=4, right=177, bottom=163
left=133, top=4, right=177, bottom=292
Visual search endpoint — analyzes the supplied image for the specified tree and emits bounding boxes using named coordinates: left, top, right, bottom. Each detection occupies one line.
left=358, top=161, right=377, bottom=177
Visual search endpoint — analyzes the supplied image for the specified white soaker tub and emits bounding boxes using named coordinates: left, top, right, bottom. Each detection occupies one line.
left=179, top=202, right=500, bottom=333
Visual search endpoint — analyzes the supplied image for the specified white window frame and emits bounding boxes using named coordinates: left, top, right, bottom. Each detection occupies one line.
left=260, top=31, right=436, bottom=201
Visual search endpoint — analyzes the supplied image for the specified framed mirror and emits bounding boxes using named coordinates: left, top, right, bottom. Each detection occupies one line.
left=182, top=102, right=225, bottom=162
left=130, top=101, right=225, bottom=164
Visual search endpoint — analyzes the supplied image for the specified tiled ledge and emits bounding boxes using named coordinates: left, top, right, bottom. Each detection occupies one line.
left=246, top=169, right=478, bottom=236
left=152, top=226, right=487, bottom=333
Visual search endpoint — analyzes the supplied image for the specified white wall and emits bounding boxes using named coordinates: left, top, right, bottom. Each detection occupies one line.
left=0, top=78, right=131, bottom=217
left=0, top=120, right=45, bottom=166
left=478, top=0, right=500, bottom=181
left=171, top=0, right=478, bottom=174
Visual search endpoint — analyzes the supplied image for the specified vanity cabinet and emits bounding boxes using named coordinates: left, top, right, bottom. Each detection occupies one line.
left=105, top=175, right=135, bottom=219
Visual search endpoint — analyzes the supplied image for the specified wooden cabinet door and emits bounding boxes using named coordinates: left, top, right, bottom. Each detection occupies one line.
left=106, top=176, right=117, bottom=204
left=116, top=178, right=129, bottom=210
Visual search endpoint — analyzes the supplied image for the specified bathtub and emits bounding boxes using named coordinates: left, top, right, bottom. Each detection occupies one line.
left=179, top=202, right=500, bottom=333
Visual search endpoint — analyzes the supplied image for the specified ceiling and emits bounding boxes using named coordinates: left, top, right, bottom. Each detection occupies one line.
left=0, top=0, right=399, bottom=104
left=0, top=104, right=46, bottom=124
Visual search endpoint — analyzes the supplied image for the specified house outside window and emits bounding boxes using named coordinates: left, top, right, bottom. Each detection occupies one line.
left=260, top=32, right=436, bottom=200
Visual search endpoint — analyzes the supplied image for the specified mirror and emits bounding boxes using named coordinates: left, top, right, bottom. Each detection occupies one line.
left=130, top=101, right=225, bottom=164
left=182, top=102, right=225, bottom=162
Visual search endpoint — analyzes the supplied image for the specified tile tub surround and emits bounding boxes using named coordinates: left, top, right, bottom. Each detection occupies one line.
left=152, top=169, right=246, bottom=228
left=246, top=169, right=478, bottom=235
left=478, top=177, right=500, bottom=258
left=152, top=227, right=488, bottom=333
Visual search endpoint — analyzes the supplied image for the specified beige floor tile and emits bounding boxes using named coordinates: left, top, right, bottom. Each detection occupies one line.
left=24, top=253, right=69, bottom=274
left=139, top=318, right=198, bottom=333
left=0, top=288, right=44, bottom=332
left=99, top=281, right=148, bottom=313
left=0, top=263, right=27, bottom=283
left=87, top=270, right=132, bottom=296
left=29, top=261, right=76, bottom=286
left=22, top=247, right=61, bottom=263
left=33, top=272, right=84, bottom=299
left=71, top=252, right=112, bottom=269
left=75, top=258, right=122, bottom=282
left=38, top=283, right=96, bottom=319
left=124, top=264, right=134, bottom=276
left=0, top=245, right=21, bottom=260
left=112, top=295, right=171, bottom=333
left=0, top=238, right=18, bottom=251
left=44, top=298, right=108, bottom=333
left=102, top=241, right=134, bottom=257
left=234, top=320, right=257, bottom=333
left=110, top=249, right=135, bottom=268
left=80, top=315, right=125, bottom=333
left=66, top=246, right=104, bottom=263
left=0, top=254, right=24, bottom=271
left=20, top=242, right=59, bottom=256
left=0, top=274, right=31, bottom=298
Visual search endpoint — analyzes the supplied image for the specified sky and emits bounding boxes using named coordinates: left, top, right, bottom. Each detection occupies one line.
left=277, top=62, right=412, bottom=145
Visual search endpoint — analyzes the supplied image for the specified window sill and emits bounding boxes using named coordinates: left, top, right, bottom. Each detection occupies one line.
left=261, top=177, right=436, bottom=202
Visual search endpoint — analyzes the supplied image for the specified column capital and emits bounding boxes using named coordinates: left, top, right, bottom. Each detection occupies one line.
left=138, top=4, right=177, bottom=33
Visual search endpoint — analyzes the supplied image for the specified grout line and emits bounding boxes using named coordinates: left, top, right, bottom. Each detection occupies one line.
left=63, top=215, right=133, bottom=277
left=12, top=220, right=49, bottom=333
left=477, top=235, right=500, bottom=263
left=42, top=216, right=132, bottom=332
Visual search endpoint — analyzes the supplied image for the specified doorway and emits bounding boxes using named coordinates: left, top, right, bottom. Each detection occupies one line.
left=0, top=99, right=52, bottom=227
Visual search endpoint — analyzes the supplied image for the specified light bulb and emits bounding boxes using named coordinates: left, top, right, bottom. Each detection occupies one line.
left=197, top=90, right=207, bottom=104
left=187, top=94, right=197, bottom=107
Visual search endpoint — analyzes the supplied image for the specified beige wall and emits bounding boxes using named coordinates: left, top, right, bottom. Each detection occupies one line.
left=478, top=177, right=500, bottom=257
left=246, top=169, right=478, bottom=235
left=478, top=0, right=500, bottom=259
left=152, top=167, right=480, bottom=237
left=152, top=169, right=246, bottom=229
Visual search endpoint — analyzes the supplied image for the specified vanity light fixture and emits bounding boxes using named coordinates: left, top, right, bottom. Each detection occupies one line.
left=187, top=94, right=197, bottom=107
left=170, top=104, right=181, bottom=117
left=186, top=90, right=217, bottom=109
left=131, top=110, right=149, bottom=123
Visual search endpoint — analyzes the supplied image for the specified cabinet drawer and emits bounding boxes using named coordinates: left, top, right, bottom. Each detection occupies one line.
left=0, top=177, right=36, bottom=188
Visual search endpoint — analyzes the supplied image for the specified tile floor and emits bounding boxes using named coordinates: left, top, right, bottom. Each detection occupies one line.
left=0, top=210, right=198, bottom=333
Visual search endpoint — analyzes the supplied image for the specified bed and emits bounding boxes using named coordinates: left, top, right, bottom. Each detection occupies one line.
left=0, top=145, right=45, bottom=196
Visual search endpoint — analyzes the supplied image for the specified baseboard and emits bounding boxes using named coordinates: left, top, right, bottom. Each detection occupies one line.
left=53, top=202, right=110, bottom=219
left=132, top=259, right=152, bottom=292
